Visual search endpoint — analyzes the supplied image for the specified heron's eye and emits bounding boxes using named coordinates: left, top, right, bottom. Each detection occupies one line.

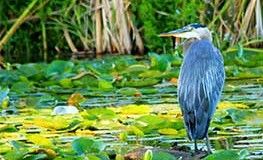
left=188, top=26, right=194, bottom=31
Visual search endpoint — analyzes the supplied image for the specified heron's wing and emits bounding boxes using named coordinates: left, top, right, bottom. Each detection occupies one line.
left=178, top=40, right=225, bottom=140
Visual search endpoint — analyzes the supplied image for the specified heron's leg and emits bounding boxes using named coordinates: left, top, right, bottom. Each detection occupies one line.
left=194, top=140, right=198, bottom=152
left=205, top=134, right=212, bottom=153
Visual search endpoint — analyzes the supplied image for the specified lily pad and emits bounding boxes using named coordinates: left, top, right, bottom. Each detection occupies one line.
left=152, top=151, right=176, bottom=160
left=158, top=128, right=178, bottom=135
left=72, top=137, right=106, bottom=154
left=46, top=60, right=74, bottom=78
left=117, top=87, right=141, bottom=96
left=27, top=134, right=53, bottom=148
left=205, top=150, right=239, bottom=160
left=226, top=108, right=255, bottom=124
left=120, top=105, right=152, bottom=114
left=4, top=149, right=29, bottom=160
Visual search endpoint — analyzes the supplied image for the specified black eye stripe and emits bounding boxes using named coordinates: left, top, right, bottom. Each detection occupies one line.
left=188, top=23, right=206, bottom=29
left=181, top=23, right=205, bottom=31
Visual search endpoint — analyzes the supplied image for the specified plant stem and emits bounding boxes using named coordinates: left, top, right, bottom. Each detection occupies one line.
left=41, top=19, right=47, bottom=62
left=95, top=0, right=103, bottom=58
left=0, top=0, right=38, bottom=51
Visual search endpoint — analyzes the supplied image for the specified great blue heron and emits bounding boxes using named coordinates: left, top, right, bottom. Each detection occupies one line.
left=159, top=23, right=225, bottom=153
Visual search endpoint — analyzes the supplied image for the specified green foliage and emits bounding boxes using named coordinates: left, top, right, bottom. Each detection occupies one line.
left=98, top=78, right=114, bottom=89
left=46, top=60, right=75, bottom=78
left=117, top=87, right=141, bottom=96
left=131, top=0, right=206, bottom=52
left=11, top=81, right=34, bottom=94
left=0, top=55, right=181, bottom=96
left=224, top=48, right=263, bottom=68
left=205, top=150, right=239, bottom=160
left=0, top=0, right=89, bottom=62
left=0, top=124, right=18, bottom=132
left=0, top=87, right=9, bottom=107
left=4, top=149, right=29, bottom=160
left=9, top=140, right=27, bottom=150
left=152, top=151, right=176, bottom=160
left=226, top=109, right=255, bottom=124
left=136, top=115, right=166, bottom=133
left=85, top=108, right=116, bottom=120
left=16, top=63, right=45, bottom=80
left=0, top=54, right=262, bottom=159
left=143, top=150, right=153, bottom=160
left=224, top=48, right=263, bottom=79
left=27, top=134, right=54, bottom=148
left=129, top=125, right=145, bottom=138
left=238, top=149, right=250, bottom=159
left=0, top=100, right=261, bottom=159
left=0, top=1, right=261, bottom=63
left=72, top=137, right=106, bottom=155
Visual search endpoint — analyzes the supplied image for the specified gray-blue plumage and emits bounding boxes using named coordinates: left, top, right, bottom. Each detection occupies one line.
left=178, top=40, right=225, bottom=141
left=159, top=23, right=225, bottom=153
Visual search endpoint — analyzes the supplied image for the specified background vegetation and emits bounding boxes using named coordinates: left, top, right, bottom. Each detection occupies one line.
left=0, top=0, right=262, bottom=159
left=0, top=0, right=262, bottom=63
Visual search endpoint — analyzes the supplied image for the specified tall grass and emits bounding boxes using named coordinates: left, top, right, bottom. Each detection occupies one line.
left=0, top=0, right=261, bottom=63
left=207, top=0, right=262, bottom=48
left=0, top=0, right=144, bottom=62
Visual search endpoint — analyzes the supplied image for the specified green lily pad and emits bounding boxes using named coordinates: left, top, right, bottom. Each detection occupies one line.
left=0, top=124, right=18, bottom=132
left=72, top=137, right=106, bottom=154
left=46, top=60, right=74, bottom=78
left=4, top=149, right=29, bottom=160
left=148, top=52, right=171, bottom=72
left=17, top=63, right=44, bottom=80
left=138, top=70, right=162, bottom=78
left=117, top=87, right=141, bottom=96
left=129, top=125, right=144, bottom=137
left=136, top=115, right=166, bottom=133
left=11, top=81, right=34, bottom=94
left=59, top=78, right=72, bottom=88
left=205, top=150, right=239, bottom=160
left=0, top=87, right=9, bottom=107
left=85, top=108, right=116, bottom=120
left=118, top=78, right=160, bottom=87
left=98, top=78, right=113, bottom=89
left=226, top=109, right=255, bottom=124
left=152, top=151, right=176, bottom=160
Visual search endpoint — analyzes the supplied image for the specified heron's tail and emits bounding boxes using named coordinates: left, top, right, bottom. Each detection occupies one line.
left=184, top=110, right=211, bottom=140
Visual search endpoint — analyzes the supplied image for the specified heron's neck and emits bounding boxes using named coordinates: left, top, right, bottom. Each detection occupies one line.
left=183, top=39, right=197, bottom=54
left=200, top=35, right=212, bottom=42
left=198, top=29, right=212, bottom=42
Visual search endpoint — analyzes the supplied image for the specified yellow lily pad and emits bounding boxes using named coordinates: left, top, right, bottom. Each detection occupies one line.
left=27, top=134, right=53, bottom=147
left=158, top=128, right=178, bottom=135
left=120, top=104, right=152, bottom=114
left=33, top=117, right=69, bottom=130
left=217, top=101, right=249, bottom=110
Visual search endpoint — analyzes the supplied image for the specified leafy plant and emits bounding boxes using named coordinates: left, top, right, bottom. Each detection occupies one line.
left=72, top=137, right=107, bottom=159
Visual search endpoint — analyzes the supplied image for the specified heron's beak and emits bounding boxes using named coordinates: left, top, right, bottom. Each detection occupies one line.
left=159, top=26, right=195, bottom=48
left=159, top=26, right=200, bottom=48
left=159, top=26, right=198, bottom=39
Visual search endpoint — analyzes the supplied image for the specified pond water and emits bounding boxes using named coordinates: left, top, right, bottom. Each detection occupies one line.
left=0, top=78, right=262, bottom=159
left=73, top=79, right=263, bottom=159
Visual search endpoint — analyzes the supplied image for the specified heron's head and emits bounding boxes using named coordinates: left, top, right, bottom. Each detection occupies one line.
left=159, top=23, right=212, bottom=42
